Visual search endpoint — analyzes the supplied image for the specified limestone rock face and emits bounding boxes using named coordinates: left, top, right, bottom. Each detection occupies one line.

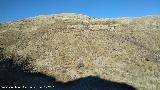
left=0, top=13, right=160, bottom=90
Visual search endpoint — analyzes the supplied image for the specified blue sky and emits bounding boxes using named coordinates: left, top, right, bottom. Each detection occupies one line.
left=0, top=0, right=160, bottom=22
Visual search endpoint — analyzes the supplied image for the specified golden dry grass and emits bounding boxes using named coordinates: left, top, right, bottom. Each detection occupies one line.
left=0, top=14, right=160, bottom=90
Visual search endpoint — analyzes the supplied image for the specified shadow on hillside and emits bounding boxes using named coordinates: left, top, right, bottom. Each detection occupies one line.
left=0, top=58, right=137, bottom=90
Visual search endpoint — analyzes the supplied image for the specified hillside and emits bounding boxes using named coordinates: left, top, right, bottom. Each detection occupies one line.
left=0, top=13, right=160, bottom=90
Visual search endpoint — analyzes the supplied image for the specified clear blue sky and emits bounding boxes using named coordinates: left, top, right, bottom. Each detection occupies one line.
left=0, top=0, right=160, bottom=22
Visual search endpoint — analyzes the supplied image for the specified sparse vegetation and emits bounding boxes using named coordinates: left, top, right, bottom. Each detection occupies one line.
left=0, top=13, right=160, bottom=90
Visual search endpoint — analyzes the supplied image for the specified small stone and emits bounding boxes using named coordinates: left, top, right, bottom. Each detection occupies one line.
left=77, top=63, right=85, bottom=69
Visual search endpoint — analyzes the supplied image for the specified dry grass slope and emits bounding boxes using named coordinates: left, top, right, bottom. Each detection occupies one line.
left=0, top=13, right=160, bottom=90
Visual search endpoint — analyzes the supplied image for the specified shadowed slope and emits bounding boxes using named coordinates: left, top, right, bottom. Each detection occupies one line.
left=0, top=59, right=136, bottom=90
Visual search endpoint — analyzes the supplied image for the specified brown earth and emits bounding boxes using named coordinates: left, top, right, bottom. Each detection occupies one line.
left=0, top=13, right=160, bottom=90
